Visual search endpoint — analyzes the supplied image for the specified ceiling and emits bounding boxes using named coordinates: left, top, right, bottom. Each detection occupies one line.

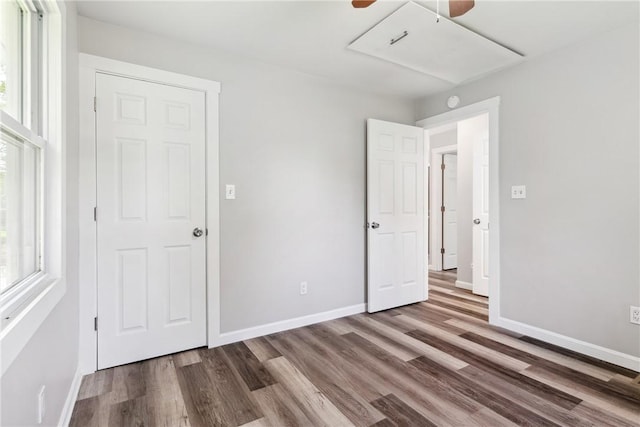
left=76, top=0, right=639, bottom=99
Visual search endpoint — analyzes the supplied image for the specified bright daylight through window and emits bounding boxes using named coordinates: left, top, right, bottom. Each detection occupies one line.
left=0, top=0, right=44, bottom=298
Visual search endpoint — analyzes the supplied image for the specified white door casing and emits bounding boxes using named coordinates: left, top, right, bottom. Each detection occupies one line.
left=367, top=119, right=426, bottom=313
left=442, top=153, right=458, bottom=270
left=473, top=136, right=489, bottom=296
left=96, top=73, right=207, bottom=369
left=416, top=96, right=499, bottom=324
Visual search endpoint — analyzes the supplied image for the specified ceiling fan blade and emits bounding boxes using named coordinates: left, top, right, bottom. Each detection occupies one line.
left=449, top=0, right=474, bottom=17
left=352, top=0, right=376, bottom=8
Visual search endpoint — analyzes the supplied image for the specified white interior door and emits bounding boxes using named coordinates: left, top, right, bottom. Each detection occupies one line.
left=367, top=119, right=425, bottom=313
left=473, top=136, right=489, bottom=296
left=442, top=153, right=458, bottom=270
left=96, top=73, right=207, bottom=369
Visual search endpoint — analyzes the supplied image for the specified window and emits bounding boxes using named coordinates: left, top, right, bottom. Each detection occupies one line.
left=0, top=0, right=63, bottom=371
left=1, top=0, right=44, bottom=298
left=0, top=0, right=23, bottom=121
left=0, top=126, right=42, bottom=293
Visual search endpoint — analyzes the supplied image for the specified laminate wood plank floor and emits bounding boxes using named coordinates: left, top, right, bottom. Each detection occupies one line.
left=70, top=272, right=640, bottom=427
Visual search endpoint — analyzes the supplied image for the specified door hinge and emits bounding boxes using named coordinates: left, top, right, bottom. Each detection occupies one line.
left=441, top=163, right=446, bottom=170
left=440, top=248, right=445, bottom=254
left=93, top=207, right=97, bottom=221
left=93, top=97, right=97, bottom=112
left=206, top=228, right=209, bottom=236
left=94, top=317, right=98, bottom=331
left=440, top=206, right=445, bottom=212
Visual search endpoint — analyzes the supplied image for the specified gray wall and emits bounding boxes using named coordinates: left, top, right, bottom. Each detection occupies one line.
left=415, top=22, right=640, bottom=357
left=429, top=128, right=457, bottom=150
left=1, top=3, right=80, bottom=425
left=76, top=16, right=415, bottom=333
left=456, top=115, right=488, bottom=285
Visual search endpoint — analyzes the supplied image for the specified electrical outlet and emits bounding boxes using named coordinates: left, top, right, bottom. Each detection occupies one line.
left=37, top=385, right=45, bottom=424
left=511, top=185, right=526, bottom=199
left=630, top=306, right=640, bottom=325
left=300, top=281, right=308, bottom=295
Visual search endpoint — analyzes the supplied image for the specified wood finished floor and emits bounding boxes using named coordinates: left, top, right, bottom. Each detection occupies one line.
left=70, top=271, right=640, bottom=427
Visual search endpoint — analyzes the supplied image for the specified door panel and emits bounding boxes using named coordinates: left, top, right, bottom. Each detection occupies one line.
left=442, top=154, right=458, bottom=270
left=96, top=73, right=207, bottom=369
left=117, top=248, right=148, bottom=332
left=473, top=136, right=490, bottom=296
left=367, top=119, right=425, bottom=313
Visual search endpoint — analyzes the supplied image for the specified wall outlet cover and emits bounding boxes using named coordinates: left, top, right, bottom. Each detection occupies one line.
left=631, top=306, right=640, bottom=325
left=225, top=184, right=236, bottom=200
left=511, top=185, right=526, bottom=199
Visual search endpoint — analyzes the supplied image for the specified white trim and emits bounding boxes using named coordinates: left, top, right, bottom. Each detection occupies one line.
left=494, top=316, right=640, bottom=372
left=417, top=96, right=501, bottom=325
left=58, top=368, right=83, bottom=427
left=0, top=279, right=63, bottom=376
left=429, top=144, right=458, bottom=272
left=215, top=304, right=366, bottom=346
left=455, top=280, right=473, bottom=291
left=78, top=54, right=221, bottom=373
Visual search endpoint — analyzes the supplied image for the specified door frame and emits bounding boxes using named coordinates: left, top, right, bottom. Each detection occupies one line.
left=428, top=144, right=457, bottom=272
left=78, top=54, right=221, bottom=373
left=416, top=96, right=500, bottom=324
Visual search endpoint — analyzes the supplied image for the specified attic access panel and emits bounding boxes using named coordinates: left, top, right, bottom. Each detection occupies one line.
left=348, top=2, right=523, bottom=84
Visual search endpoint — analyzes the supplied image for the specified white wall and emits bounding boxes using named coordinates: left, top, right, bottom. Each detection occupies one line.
left=76, top=16, right=415, bottom=334
left=456, top=114, right=488, bottom=285
left=0, top=2, right=80, bottom=425
left=415, top=22, right=640, bottom=357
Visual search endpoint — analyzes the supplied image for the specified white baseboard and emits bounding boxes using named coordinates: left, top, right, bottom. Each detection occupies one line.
left=455, top=280, right=473, bottom=290
left=213, top=303, right=366, bottom=347
left=493, top=316, right=640, bottom=372
left=58, top=368, right=83, bottom=427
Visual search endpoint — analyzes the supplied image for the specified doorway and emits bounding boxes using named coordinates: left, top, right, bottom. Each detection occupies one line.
left=365, top=96, right=500, bottom=322
left=420, top=100, right=497, bottom=307
left=442, top=153, right=458, bottom=270
left=78, top=54, right=222, bottom=373
left=428, top=142, right=458, bottom=273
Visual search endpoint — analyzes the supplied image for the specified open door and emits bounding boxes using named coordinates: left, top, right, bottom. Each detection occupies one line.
left=472, top=136, right=490, bottom=296
left=367, top=119, right=426, bottom=312
left=442, top=153, right=458, bottom=270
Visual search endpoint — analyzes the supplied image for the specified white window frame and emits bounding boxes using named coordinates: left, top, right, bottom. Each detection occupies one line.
left=0, top=0, right=66, bottom=376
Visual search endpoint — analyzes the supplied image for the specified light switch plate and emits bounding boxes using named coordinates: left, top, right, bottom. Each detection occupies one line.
left=511, top=185, right=526, bottom=199
left=225, top=184, right=236, bottom=200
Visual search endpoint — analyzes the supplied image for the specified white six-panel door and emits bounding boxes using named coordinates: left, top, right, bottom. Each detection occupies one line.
left=473, top=136, right=490, bottom=296
left=442, top=153, right=458, bottom=270
left=367, top=119, right=425, bottom=313
left=96, top=73, right=207, bottom=369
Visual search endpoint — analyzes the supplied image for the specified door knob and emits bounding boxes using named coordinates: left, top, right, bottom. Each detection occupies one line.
left=193, top=227, right=204, bottom=237
left=473, top=218, right=481, bottom=225
left=371, top=222, right=380, bottom=229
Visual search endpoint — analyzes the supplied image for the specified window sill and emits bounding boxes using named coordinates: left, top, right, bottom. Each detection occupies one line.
left=0, top=277, right=66, bottom=376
